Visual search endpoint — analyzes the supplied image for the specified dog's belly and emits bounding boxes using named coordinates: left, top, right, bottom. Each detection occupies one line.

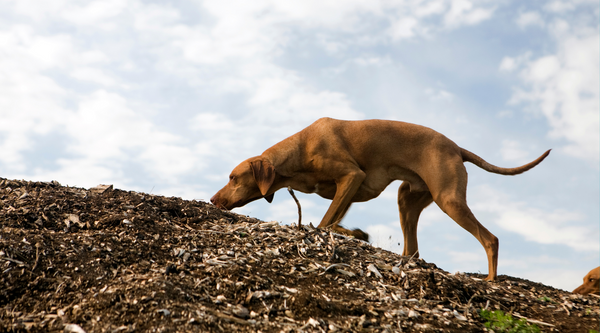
left=308, top=182, right=383, bottom=202
left=294, top=167, right=427, bottom=202
left=310, top=178, right=387, bottom=202
left=351, top=187, right=384, bottom=202
left=312, top=182, right=337, bottom=200
left=351, top=167, right=428, bottom=201
left=387, top=166, right=428, bottom=192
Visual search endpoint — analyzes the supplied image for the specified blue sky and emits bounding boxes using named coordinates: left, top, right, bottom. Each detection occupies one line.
left=1, top=0, right=598, bottom=291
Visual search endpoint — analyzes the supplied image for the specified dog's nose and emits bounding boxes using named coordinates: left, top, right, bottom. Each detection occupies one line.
left=210, top=194, right=226, bottom=209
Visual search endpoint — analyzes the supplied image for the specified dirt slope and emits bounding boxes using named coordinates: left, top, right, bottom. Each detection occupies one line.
left=0, top=178, right=597, bottom=332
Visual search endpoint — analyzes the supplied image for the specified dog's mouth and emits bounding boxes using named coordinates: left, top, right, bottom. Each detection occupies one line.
left=229, top=195, right=263, bottom=209
left=212, top=195, right=264, bottom=210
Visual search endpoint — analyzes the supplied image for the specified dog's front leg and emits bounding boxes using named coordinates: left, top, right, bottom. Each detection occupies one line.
left=317, top=170, right=365, bottom=229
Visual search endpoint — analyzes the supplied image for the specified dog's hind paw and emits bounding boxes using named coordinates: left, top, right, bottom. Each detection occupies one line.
left=352, top=228, right=369, bottom=242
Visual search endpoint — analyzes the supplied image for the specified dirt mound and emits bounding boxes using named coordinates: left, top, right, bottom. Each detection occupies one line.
left=0, top=178, right=597, bottom=332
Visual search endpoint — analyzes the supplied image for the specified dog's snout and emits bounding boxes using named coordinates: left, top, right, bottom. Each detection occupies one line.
left=210, top=194, right=227, bottom=209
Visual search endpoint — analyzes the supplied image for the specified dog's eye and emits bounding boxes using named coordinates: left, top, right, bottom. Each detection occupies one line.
left=229, top=175, right=236, bottom=182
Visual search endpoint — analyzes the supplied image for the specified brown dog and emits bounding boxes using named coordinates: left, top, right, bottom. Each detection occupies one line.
left=573, top=267, right=600, bottom=295
left=211, top=118, right=550, bottom=281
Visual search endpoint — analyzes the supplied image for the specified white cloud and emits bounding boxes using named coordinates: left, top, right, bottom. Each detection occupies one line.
left=516, top=11, right=545, bottom=29
left=525, top=55, right=561, bottom=81
left=507, top=23, right=599, bottom=163
left=499, top=52, right=531, bottom=72
left=425, top=87, right=454, bottom=101
left=447, top=250, right=486, bottom=265
left=544, top=1, right=576, bottom=13
left=366, top=223, right=404, bottom=254
left=444, top=0, right=494, bottom=28
left=287, top=90, right=362, bottom=120
left=497, top=255, right=600, bottom=291
left=473, top=185, right=598, bottom=252
left=0, top=27, right=74, bottom=171
left=414, top=0, right=446, bottom=17
left=499, top=57, right=517, bottom=72
left=66, top=91, right=198, bottom=179
left=28, top=158, right=122, bottom=189
left=139, top=144, right=197, bottom=177
left=384, top=0, right=495, bottom=41
left=65, top=91, right=155, bottom=158
left=10, top=0, right=129, bottom=28
left=0, top=18, right=200, bottom=184
left=496, top=110, right=514, bottom=118
left=190, top=113, right=242, bottom=164
left=364, top=202, right=449, bottom=254
left=60, top=0, right=127, bottom=29
left=70, top=67, right=119, bottom=87
left=535, top=268, right=588, bottom=292
left=389, top=17, right=420, bottom=40
left=155, top=185, right=212, bottom=202
left=443, top=250, right=488, bottom=275
left=323, top=56, right=392, bottom=76
left=420, top=207, right=448, bottom=227
left=192, top=113, right=236, bottom=132
left=500, top=140, right=530, bottom=163
left=264, top=198, right=322, bottom=225
left=496, top=209, right=591, bottom=250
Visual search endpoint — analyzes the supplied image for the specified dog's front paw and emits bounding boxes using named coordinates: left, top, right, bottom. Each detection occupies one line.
left=352, top=228, right=369, bottom=242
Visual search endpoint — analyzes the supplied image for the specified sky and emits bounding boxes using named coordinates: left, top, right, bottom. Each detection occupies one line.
left=1, top=0, right=598, bottom=291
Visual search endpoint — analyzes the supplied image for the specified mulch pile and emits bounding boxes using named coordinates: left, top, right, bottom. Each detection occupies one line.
left=0, top=178, right=598, bottom=332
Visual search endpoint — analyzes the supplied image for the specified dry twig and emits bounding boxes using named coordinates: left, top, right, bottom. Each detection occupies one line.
left=512, top=313, right=555, bottom=327
left=287, top=186, right=302, bottom=229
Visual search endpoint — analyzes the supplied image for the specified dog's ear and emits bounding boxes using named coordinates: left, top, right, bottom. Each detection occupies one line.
left=250, top=158, right=276, bottom=201
left=264, top=193, right=274, bottom=203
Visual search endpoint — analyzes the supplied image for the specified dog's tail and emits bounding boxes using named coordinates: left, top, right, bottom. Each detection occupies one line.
left=461, top=148, right=551, bottom=175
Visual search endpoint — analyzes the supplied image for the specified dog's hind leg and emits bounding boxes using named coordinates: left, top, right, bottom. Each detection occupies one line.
left=428, top=162, right=499, bottom=281
left=397, top=181, right=433, bottom=257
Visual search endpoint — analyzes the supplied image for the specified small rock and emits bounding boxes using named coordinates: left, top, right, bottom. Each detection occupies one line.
left=260, top=221, right=278, bottom=228
left=64, top=324, right=86, bottom=333
left=408, top=309, right=420, bottom=318
left=265, top=248, right=280, bottom=256
left=307, top=317, right=320, bottom=327
left=232, top=304, right=249, bottom=319
left=367, top=264, right=383, bottom=278
left=453, top=310, right=467, bottom=321
left=90, top=184, right=113, bottom=194
left=156, top=309, right=170, bottom=316
left=337, top=269, right=356, bottom=277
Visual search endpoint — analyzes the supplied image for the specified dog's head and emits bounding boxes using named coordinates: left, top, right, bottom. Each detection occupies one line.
left=572, top=266, right=600, bottom=295
left=211, top=156, right=277, bottom=210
